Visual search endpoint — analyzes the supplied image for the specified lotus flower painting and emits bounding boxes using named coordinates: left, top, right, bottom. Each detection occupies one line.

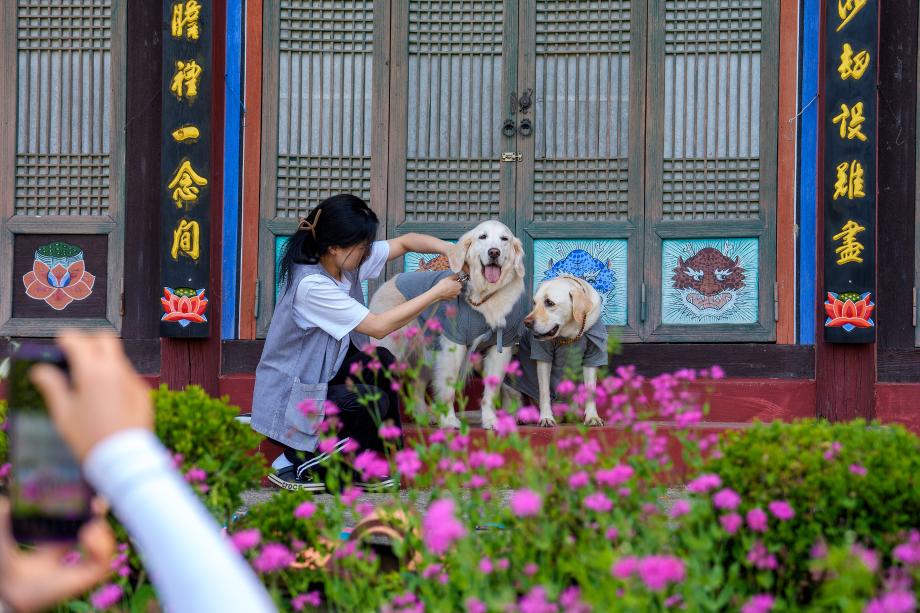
left=161, top=287, right=209, bottom=327
left=824, top=291, right=875, bottom=332
left=22, top=242, right=96, bottom=311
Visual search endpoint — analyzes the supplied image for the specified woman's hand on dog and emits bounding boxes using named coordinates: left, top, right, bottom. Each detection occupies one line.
left=434, top=276, right=463, bottom=301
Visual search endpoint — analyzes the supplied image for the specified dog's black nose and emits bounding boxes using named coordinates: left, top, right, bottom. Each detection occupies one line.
left=523, top=317, right=534, bottom=328
left=488, top=248, right=500, bottom=260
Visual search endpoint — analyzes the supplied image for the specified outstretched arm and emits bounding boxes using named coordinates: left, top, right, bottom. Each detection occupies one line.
left=356, top=276, right=462, bottom=339
left=386, top=233, right=454, bottom=261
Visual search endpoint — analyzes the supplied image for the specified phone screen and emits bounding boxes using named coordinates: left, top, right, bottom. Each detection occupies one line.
left=9, top=347, right=92, bottom=543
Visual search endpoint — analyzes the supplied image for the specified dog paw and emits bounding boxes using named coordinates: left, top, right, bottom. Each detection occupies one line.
left=539, top=416, right=557, bottom=428
left=584, top=414, right=605, bottom=427
left=481, top=413, right=498, bottom=430
left=438, top=413, right=462, bottom=429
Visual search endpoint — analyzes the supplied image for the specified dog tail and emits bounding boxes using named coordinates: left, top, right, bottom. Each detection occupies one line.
left=458, top=330, right=494, bottom=382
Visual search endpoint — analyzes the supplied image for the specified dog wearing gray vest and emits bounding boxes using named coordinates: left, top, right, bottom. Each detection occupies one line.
left=369, top=221, right=529, bottom=430
left=505, top=274, right=608, bottom=427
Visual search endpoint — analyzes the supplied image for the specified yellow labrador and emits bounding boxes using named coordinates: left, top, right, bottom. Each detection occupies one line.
left=507, top=275, right=608, bottom=427
left=370, top=221, right=529, bottom=429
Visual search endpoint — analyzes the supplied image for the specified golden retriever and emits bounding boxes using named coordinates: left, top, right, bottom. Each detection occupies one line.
left=369, top=220, right=528, bottom=429
left=506, top=274, right=608, bottom=427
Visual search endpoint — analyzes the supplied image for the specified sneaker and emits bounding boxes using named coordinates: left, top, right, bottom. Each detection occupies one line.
left=353, top=473, right=399, bottom=493
left=267, top=465, right=326, bottom=492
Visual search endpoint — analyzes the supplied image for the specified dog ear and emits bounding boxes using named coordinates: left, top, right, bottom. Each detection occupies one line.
left=448, top=233, right=473, bottom=273
left=512, top=237, right=526, bottom=278
left=569, top=279, right=593, bottom=324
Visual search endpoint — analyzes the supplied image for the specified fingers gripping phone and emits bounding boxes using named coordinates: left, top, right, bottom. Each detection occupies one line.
left=8, top=344, right=92, bottom=544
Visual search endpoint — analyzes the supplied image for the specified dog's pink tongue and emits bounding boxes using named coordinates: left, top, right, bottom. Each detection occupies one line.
left=484, top=265, right=502, bottom=283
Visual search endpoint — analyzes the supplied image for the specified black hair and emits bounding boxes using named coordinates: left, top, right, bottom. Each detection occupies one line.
left=279, top=194, right=379, bottom=292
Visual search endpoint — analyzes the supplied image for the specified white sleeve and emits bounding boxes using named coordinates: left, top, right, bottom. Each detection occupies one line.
left=293, top=275, right=369, bottom=340
left=358, top=241, right=390, bottom=282
left=83, top=430, right=277, bottom=613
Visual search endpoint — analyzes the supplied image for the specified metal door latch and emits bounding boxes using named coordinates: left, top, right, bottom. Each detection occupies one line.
left=500, top=152, right=522, bottom=162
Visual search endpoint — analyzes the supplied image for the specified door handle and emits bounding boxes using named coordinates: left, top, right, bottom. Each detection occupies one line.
left=518, top=88, right=533, bottom=113
left=519, top=118, right=533, bottom=137
left=502, top=118, right=517, bottom=137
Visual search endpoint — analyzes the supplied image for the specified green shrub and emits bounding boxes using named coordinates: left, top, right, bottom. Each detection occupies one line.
left=675, top=419, right=920, bottom=607
left=151, top=385, right=266, bottom=526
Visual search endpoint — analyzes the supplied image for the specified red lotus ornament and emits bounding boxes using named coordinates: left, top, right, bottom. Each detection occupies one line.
left=824, top=291, right=875, bottom=332
left=161, top=287, right=208, bottom=327
left=22, top=242, right=96, bottom=311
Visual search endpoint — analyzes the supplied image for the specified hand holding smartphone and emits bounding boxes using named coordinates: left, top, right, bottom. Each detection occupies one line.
left=8, top=345, right=92, bottom=545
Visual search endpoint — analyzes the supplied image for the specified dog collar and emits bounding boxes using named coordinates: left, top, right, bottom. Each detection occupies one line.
left=553, top=314, right=588, bottom=347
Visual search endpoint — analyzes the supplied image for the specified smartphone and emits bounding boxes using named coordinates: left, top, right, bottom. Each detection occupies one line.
left=8, top=344, right=92, bottom=544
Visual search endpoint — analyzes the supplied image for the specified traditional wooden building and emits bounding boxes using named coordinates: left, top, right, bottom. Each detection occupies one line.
left=1, top=1, right=918, bottom=434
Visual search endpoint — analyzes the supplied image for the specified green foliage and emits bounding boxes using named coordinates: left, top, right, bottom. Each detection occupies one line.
left=151, top=385, right=266, bottom=525
left=0, top=399, right=7, bottom=465
left=675, top=419, right=920, bottom=607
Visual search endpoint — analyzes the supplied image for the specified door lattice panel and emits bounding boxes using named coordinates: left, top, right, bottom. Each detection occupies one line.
left=14, top=0, right=113, bottom=217
left=533, top=1, right=631, bottom=223
left=662, top=158, right=759, bottom=220
left=661, top=0, right=762, bottom=222
left=276, top=0, right=374, bottom=212
left=534, top=158, right=629, bottom=222
left=409, top=0, right=504, bottom=55
left=404, top=158, right=501, bottom=222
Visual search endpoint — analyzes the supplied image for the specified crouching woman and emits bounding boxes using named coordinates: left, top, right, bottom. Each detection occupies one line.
left=251, top=194, right=461, bottom=491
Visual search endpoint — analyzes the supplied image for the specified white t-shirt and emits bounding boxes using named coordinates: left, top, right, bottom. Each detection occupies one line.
left=293, top=240, right=390, bottom=373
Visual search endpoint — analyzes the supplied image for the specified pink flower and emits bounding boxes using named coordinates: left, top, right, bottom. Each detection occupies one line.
left=584, top=492, right=614, bottom=513
left=747, top=541, right=778, bottom=570
left=864, top=591, right=916, bottom=613
left=484, top=375, right=501, bottom=388
left=379, top=424, right=402, bottom=439
left=518, top=586, right=557, bottom=613
left=294, top=501, right=317, bottom=519
left=687, top=473, right=722, bottom=493
left=712, top=488, right=741, bottom=510
left=510, top=489, right=542, bottom=517
left=768, top=500, right=795, bottom=521
left=298, top=399, right=320, bottom=417
left=849, top=463, right=868, bottom=476
left=494, top=411, right=518, bottom=436
left=556, top=380, right=576, bottom=395
left=852, top=544, right=879, bottom=572
left=396, top=449, right=422, bottom=480
left=505, top=360, right=523, bottom=377
left=292, top=591, right=323, bottom=611
left=595, top=464, right=633, bottom=487
left=560, top=586, right=590, bottom=613
left=605, top=527, right=619, bottom=542
left=230, top=528, right=261, bottom=552
left=612, top=556, right=638, bottom=579
left=478, top=557, right=493, bottom=574
left=516, top=405, right=541, bottom=423
left=569, top=471, right=590, bottom=488
left=720, top=513, right=742, bottom=535
left=469, top=451, right=504, bottom=470
left=741, top=594, right=775, bottom=613
left=184, top=467, right=207, bottom=483
left=449, top=434, right=470, bottom=452
left=0, top=464, right=10, bottom=480
left=422, top=563, right=442, bottom=579
left=429, top=430, right=447, bottom=444
left=341, top=486, right=362, bottom=506
left=496, top=558, right=509, bottom=571
left=669, top=499, right=691, bottom=518
left=90, top=584, right=123, bottom=610
left=423, top=499, right=466, bottom=554
left=893, top=531, right=920, bottom=566
left=253, top=543, right=294, bottom=573
left=466, top=598, right=487, bottom=613
left=823, top=441, right=842, bottom=461
left=574, top=439, right=602, bottom=465
left=425, top=318, right=444, bottom=332
left=467, top=475, right=488, bottom=488
left=637, top=556, right=686, bottom=591
left=354, top=450, right=389, bottom=480
left=747, top=507, right=769, bottom=532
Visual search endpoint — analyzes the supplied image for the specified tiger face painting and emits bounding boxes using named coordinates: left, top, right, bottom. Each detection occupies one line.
left=671, top=247, right=746, bottom=316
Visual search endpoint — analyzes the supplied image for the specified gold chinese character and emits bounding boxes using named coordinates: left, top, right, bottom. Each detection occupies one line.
left=837, top=0, right=867, bottom=31
left=171, top=1, right=202, bottom=40
left=171, top=219, right=201, bottom=260
left=832, top=220, right=866, bottom=265
left=833, top=160, right=866, bottom=200
left=168, top=160, right=208, bottom=207
left=171, top=125, right=200, bottom=142
left=169, top=60, right=203, bottom=100
left=838, top=43, right=871, bottom=80
left=832, top=102, right=868, bottom=142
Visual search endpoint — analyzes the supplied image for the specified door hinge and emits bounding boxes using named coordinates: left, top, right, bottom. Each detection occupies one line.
left=913, top=286, right=917, bottom=327
left=639, top=283, right=647, bottom=322
left=500, top=152, right=522, bottom=163
left=774, top=282, right=779, bottom=322
left=120, top=290, right=125, bottom=317
left=254, top=280, right=261, bottom=320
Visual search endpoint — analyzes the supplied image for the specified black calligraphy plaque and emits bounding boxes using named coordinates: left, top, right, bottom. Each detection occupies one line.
left=160, top=0, right=212, bottom=338
left=822, top=0, right=878, bottom=343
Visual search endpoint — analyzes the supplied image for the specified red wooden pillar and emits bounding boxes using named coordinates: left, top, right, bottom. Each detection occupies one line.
left=160, top=0, right=227, bottom=395
left=814, top=0, right=877, bottom=421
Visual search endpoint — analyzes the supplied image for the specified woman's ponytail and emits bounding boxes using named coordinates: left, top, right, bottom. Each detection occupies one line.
left=279, top=194, right=379, bottom=292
